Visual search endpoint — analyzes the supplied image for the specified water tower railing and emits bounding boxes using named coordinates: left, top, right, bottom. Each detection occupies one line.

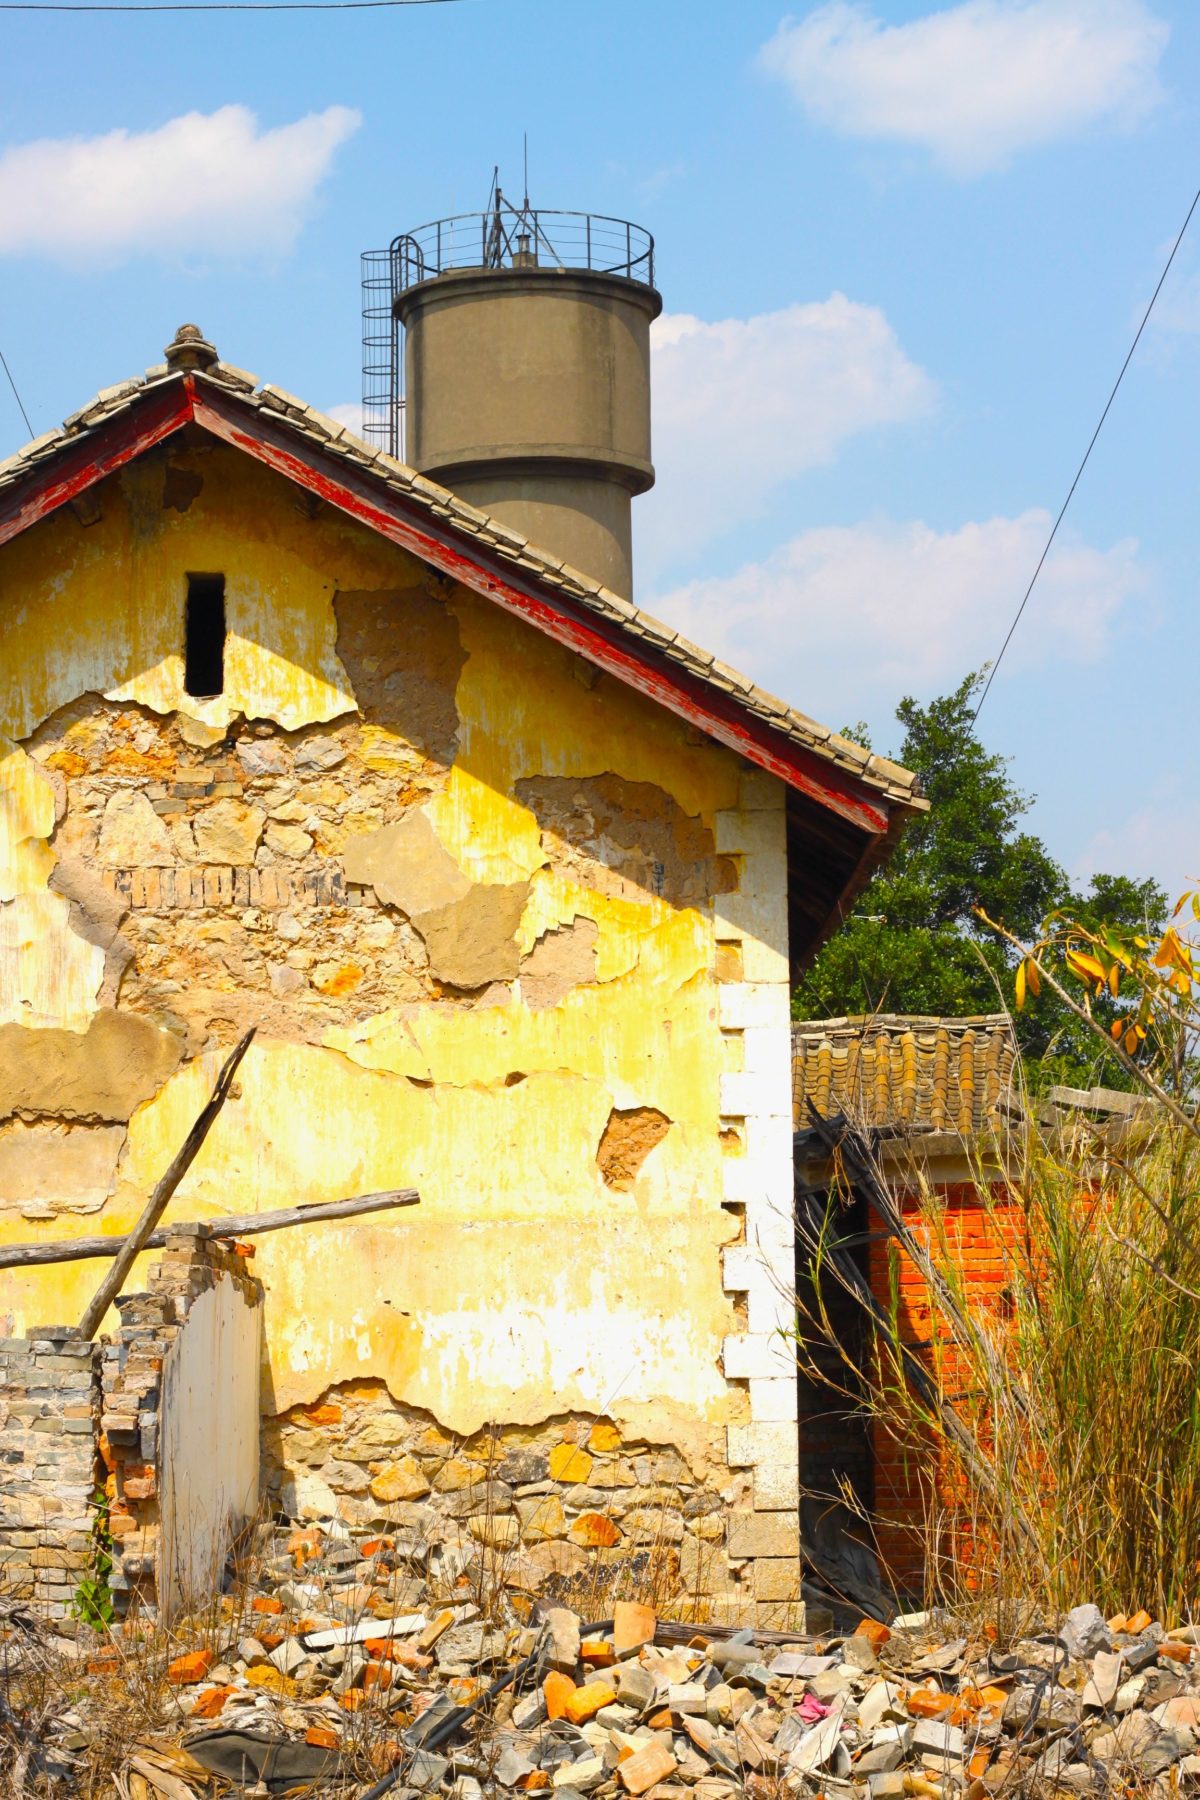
left=361, top=208, right=655, bottom=458
left=390, top=208, right=654, bottom=294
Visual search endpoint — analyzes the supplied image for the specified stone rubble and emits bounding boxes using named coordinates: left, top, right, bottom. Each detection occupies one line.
left=8, top=1517, right=1200, bottom=1796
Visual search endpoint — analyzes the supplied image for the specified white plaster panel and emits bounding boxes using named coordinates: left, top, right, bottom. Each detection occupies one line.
left=746, top=1277, right=792, bottom=1336
left=722, top=1332, right=794, bottom=1380
left=721, top=1244, right=757, bottom=1292
left=726, top=1425, right=758, bottom=1467
left=738, top=768, right=787, bottom=814
left=749, top=1376, right=799, bottom=1422
left=715, top=809, right=789, bottom=858
left=715, top=768, right=797, bottom=1545
left=739, top=937, right=790, bottom=984
left=713, top=887, right=789, bottom=954
left=743, top=1020, right=792, bottom=1067
left=718, top=983, right=791, bottom=1031
left=729, top=1421, right=798, bottom=1469
left=721, top=1157, right=794, bottom=1211
left=720, top=1069, right=791, bottom=1118
left=160, top=1276, right=260, bottom=1619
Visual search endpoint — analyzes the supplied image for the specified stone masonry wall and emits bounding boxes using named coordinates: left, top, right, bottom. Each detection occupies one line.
left=0, top=1330, right=101, bottom=1618
left=0, top=1227, right=262, bottom=1621
left=265, top=1389, right=771, bottom=1626
left=4, top=446, right=804, bottom=1623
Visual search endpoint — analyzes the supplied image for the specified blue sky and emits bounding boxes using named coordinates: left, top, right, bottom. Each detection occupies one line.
left=2, top=0, right=1198, bottom=907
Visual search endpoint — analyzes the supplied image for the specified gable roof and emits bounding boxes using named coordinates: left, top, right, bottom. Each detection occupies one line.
left=0, top=336, right=925, bottom=964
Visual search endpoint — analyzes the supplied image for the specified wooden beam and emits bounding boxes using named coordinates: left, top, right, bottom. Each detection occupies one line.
left=75, top=1030, right=254, bottom=1339
left=0, top=1187, right=420, bottom=1272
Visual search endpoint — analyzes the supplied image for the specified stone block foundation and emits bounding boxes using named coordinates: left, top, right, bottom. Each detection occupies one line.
left=265, top=1388, right=804, bottom=1630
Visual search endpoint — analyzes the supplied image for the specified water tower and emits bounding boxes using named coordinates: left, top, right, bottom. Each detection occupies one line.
left=362, top=180, right=661, bottom=598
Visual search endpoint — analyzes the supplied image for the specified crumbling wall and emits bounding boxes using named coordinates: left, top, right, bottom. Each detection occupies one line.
left=0, top=440, right=799, bottom=1623
left=103, top=1227, right=262, bottom=1616
left=0, top=1329, right=100, bottom=1617
left=265, top=1391, right=729, bottom=1608
left=0, top=1229, right=260, bottom=1619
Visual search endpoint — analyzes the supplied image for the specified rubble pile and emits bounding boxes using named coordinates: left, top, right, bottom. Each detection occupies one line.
left=7, top=1521, right=1200, bottom=1798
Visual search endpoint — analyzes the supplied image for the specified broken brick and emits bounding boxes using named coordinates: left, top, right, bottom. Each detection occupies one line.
left=617, top=1741, right=678, bottom=1794
left=167, top=1649, right=214, bottom=1686
left=544, top=1671, right=577, bottom=1721
left=613, top=1601, right=656, bottom=1654
left=563, top=1682, right=617, bottom=1724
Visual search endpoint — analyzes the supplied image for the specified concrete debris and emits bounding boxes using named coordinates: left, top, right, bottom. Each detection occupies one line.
left=6, top=1524, right=1200, bottom=1797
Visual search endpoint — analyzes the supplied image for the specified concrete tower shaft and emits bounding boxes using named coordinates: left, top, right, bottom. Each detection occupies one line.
left=391, top=215, right=661, bottom=600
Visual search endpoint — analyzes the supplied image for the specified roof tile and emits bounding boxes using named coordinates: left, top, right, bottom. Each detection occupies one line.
left=792, top=1014, right=1018, bottom=1135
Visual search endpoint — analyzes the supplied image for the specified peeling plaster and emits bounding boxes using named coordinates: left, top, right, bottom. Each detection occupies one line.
left=0, top=443, right=772, bottom=1452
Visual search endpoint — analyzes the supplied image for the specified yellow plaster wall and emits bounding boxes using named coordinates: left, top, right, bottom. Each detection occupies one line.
left=0, top=441, right=780, bottom=1446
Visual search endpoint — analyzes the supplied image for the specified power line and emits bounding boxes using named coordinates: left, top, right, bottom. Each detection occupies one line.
left=974, top=178, right=1200, bottom=721
left=0, top=0, right=458, bottom=8
left=0, top=344, right=33, bottom=439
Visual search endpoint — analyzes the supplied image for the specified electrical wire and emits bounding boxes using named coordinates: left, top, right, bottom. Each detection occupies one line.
left=0, top=345, right=34, bottom=439
left=974, top=178, right=1200, bottom=721
left=0, top=0, right=458, bottom=9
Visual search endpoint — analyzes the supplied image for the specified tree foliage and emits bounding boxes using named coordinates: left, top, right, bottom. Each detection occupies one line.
left=794, top=671, right=1167, bottom=1087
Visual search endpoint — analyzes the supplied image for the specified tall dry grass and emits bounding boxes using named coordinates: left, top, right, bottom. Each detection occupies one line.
left=802, top=1103, right=1200, bottom=1627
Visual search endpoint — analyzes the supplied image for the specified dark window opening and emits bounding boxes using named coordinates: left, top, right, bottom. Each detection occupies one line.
left=184, top=574, right=226, bottom=698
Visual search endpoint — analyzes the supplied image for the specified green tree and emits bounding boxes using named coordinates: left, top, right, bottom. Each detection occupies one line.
left=794, top=671, right=1167, bottom=1086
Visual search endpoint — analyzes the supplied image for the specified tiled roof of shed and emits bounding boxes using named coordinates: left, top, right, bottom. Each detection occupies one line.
left=792, top=1014, right=1019, bottom=1136
left=0, top=348, right=923, bottom=811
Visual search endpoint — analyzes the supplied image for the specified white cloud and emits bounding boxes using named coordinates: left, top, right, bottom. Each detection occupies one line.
left=0, top=104, right=361, bottom=264
left=650, top=510, right=1144, bottom=721
left=325, top=402, right=367, bottom=436
left=759, top=0, right=1168, bottom=175
left=1151, top=271, right=1200, bottom=335
left=638, top=296, right=934, bottom=580
left=1073, top=783, right=1200, bottom=902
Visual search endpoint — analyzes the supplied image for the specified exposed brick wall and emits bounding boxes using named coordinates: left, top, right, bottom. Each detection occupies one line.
left=868, top=1181, right=1020, bottom=1594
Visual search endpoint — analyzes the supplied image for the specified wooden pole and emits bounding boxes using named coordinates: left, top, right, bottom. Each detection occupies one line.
left=75, top=1029, right=255, bottom=1340
left=0, top=1188, right=421, bottom=1272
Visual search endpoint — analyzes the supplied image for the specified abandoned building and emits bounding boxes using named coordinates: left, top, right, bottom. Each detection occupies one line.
left=0, top=202, right=929, bottom=1625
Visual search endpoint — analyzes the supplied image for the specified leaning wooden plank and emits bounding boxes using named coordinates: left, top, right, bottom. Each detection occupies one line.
left=0, top=1188, right=421, bottom=1271
left=75, top=1029, right=256, bottom=1340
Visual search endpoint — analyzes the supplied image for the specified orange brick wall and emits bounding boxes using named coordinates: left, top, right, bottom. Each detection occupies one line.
left=869, top=1182, right=1023, bottom=1596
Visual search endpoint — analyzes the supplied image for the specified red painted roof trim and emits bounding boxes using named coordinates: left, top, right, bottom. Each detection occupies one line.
left=0, top=382, right=191, bottom=548
left=0, top=376, right=892, bottom=838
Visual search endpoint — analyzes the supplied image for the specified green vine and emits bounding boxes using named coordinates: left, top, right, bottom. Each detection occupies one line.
left=71, top=1486, right=115, bottom=1629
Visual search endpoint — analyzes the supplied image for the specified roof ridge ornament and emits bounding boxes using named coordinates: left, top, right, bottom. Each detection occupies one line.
left=164, top=324, right=218, bottom=374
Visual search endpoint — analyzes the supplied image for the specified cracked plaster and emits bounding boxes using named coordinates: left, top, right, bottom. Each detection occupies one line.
left=0, top=443, right=777, bottom=1451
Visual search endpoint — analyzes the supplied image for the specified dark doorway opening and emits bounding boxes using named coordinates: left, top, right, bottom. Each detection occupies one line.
left=795, top=1179, right=876, bottom=1524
